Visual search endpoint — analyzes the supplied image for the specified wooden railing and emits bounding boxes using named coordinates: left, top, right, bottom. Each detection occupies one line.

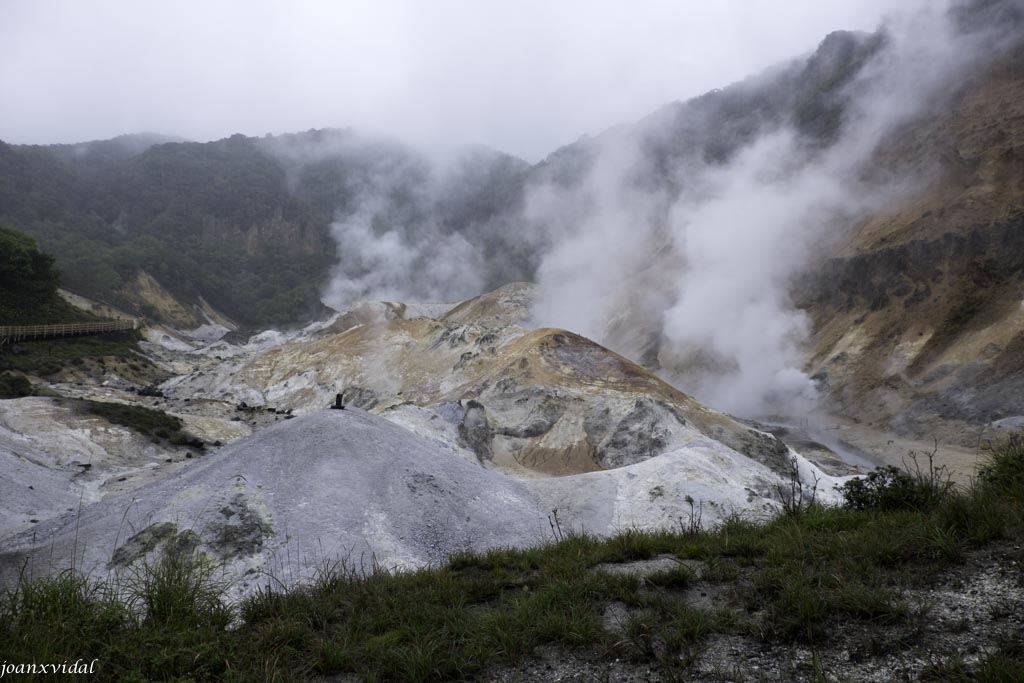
left=0, top=320, right=138, bottom=344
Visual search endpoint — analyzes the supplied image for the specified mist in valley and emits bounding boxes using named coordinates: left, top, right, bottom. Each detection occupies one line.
left=5, top=4, right=1024, bottom=675
left=2, top=0, right=1020, bottom=422
left=524, top=0, right=1012, bottom=417
left=282, top=0, right=1016, bottom=419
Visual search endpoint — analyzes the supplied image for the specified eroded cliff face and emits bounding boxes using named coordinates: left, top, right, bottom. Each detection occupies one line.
left=801, top=47, right=1024, bottom=445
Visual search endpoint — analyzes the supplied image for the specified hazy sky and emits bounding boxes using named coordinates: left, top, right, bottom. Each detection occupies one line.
left=1, top=0, right=916, bottom=161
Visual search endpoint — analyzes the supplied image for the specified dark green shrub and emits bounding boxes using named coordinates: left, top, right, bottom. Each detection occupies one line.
left=168, top=432, right=190, bottom=446
left=0, top=373, right=32, bottom=399
left=839, top=455, right=954, bottom=512
left=78, top=400, right=183, bottom=437
left=978, top=433, right=1024, bottom=496
left=840, top=466, right=924, bottom=511
left=35, top=359, right=63, bottom=376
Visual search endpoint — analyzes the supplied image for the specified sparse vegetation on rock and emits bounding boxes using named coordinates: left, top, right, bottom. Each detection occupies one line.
left=2, top=438, right=1022, bottom=681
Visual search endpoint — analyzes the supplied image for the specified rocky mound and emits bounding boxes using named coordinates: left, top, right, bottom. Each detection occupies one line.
left=161, top=285, right=797, bottom=481
left=0, top=409, right=548, bottom=599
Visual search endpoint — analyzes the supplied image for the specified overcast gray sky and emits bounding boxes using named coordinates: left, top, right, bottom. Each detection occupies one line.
left=1, top=0, right=919, bottom=161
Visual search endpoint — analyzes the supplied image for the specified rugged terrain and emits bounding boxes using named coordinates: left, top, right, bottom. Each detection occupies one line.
left=1, top=285, right=853, bottom=598
left=2, top=2, right=1022, bottom=454
left=4, top=0, right=1023, bottom=600
left=801, top=43, right=1024, bottom=448
left=2, top=2, right=1024, bottom=680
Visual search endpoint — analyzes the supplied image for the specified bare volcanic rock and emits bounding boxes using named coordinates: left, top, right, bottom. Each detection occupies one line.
left=0, top=397, right=190, bottom=539
left=0, top=409, right=548, bottom=599
left=161, top=284, right=794, bottom=481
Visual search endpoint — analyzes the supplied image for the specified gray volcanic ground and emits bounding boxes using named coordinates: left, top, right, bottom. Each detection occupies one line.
left=1, top=409, right=549, bottom=599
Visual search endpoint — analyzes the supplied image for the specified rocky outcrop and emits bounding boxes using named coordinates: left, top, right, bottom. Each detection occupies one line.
left=161, top=285, right=799, bottom=480
left=0, top=410, right=549, bottom=599
left=0, top=397, right=203, bottom=538
left=1, top=406, right=849, bottom=600
left=804, top=216, right=1024, bottom=315
left=796, top=42, right=1024, bottom=445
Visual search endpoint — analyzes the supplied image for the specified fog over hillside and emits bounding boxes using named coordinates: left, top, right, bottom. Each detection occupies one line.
left=4, top=4, right=1024, bottom=677
left=2, top=0, right=1021, bottom=421
left=314, top=0, right=1022, bottom=417
left=1, top=1, right=920, bottom=159
left=528, top=1, right=1015, bottom=417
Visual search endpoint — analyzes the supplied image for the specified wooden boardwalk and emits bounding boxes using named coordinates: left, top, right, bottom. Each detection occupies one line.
left=0, top=320, right=137, bottom=345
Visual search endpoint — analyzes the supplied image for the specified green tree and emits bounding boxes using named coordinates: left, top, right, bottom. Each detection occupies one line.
left=0, top=226, right=61, bottom=317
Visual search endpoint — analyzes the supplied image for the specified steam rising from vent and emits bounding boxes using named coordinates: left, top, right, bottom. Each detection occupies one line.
left=319, top=145, right=532, bottom=309
left=324, top=195, right=487, bottom=306
left=319, top=0, right=1016, bottom=417
left=528, top=0, right=1003, bottom=417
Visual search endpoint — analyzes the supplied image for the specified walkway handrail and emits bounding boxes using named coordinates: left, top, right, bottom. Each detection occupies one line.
left=0, top=319, right=138, bottom=343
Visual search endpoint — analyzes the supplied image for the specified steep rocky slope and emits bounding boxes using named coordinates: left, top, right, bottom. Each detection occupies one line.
left=802, top=42, right=1024, bottom=446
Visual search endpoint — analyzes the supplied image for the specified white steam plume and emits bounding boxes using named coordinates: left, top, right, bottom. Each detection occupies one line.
left=318, top=144, right=529, bottom=309
left=529, top=0, right=999, bottom=417
left=324, top=193, right=487, bottom=307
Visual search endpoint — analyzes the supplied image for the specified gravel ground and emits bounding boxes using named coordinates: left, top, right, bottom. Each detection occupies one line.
left=479, top=543, right=1024, bottom=682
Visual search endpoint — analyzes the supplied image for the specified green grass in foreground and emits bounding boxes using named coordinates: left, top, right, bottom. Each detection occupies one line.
left=2, top=438, right=1024, bottom=682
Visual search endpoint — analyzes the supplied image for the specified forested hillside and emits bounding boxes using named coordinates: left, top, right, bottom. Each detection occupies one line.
left=0, top=129, right=535, bottom=328
left=0, top=24, right=884, bottom=332
left=0, top=134, right=333, bottom=326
